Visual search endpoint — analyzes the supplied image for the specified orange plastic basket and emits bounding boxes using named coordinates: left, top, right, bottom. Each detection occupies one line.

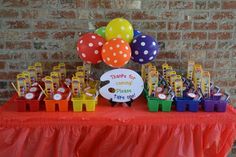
left=44, top=92, right=71, bottom=112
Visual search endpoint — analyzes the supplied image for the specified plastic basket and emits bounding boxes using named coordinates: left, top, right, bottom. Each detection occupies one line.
left=71, top=89, right=98, bottom=112
left=160, top=99, right=172, bottom=112
left=144, top=86, right=172, bottom=112
left=174, top=97, right=200, bottom=112
left=202, top=99, right=227, bottom=112
left=15, top=92, right=44, bottom=112
left=146, top=96, right=172, bottom=112
left=44, top=92, right=71, bottom=112
left=147, top=97, right=160, bottom=112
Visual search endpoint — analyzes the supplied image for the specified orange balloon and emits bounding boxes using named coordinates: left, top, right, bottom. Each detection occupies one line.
left=102, top=38, right=131, bottom=68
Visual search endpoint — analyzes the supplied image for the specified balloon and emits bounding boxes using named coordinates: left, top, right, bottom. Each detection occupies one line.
left=77, top=33, right=105, bottom=64
left=105, top=18, right=133, bottom=43
left=102, top=38, right=131, bottom=68
left=95, top=26, right=106, bottom=38
left=133, top=29, right=142, bottom=38
left=130, top=35, right=159, bottom=64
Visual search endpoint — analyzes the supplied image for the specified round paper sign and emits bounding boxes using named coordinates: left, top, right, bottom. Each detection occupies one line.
left=29, top=87, right=38, bottom=92
left=57, top=87, right=65, bottom=93
left=187, top=92, right=197, bottom=98
left=214, top=93, right=222, bottom=96
left=25, top=93, right=35, bottom=100
left=99, top=69, right=144, bottom=102
left=53, top=93, right=62, bottom=100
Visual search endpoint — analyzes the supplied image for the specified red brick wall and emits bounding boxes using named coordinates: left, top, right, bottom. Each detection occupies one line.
left=0, top=0, right=235, bottom=105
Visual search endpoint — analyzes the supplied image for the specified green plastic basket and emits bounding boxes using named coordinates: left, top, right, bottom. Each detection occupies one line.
left=144, top=87, right=172, bottom=112
left=160, top=99, right=172, bottom=112
left=147, top=96, right=160, bottom=112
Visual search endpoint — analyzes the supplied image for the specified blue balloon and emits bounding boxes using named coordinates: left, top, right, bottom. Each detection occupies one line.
left=133, top=29, right=142, bottom=38
left=130, top=35, right=159, bottom=64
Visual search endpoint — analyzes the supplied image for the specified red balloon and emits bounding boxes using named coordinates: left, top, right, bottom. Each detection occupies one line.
left=77, top=33, right=105, bottom=64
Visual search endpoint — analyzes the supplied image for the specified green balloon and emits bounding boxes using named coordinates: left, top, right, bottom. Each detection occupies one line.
left=95, top=26, right=106, bottom=38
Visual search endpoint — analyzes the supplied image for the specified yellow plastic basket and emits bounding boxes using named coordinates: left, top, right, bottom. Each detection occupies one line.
left=71, top=89, right=98, bottom=112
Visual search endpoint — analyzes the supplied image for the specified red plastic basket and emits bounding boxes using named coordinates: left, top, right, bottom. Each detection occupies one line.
left=15, top=92, right=45, bottom=112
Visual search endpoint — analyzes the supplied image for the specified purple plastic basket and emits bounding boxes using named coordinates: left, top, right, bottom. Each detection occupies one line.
left=203, top=99, right=227, bottom=112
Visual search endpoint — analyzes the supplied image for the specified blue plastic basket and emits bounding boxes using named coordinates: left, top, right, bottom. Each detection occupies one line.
left=174, top=97, right=200, bottom=112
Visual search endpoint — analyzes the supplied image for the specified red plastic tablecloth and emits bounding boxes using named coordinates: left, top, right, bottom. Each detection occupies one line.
left=0, top=94, right=236, bottom=157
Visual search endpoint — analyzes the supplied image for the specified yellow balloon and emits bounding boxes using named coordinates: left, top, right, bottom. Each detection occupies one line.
left=105, top=18, right=133, bottom=43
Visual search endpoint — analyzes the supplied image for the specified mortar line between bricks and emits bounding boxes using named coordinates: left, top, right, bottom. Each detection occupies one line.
left=1, top=19, right=235, bottom=26
left=0, top=28, right=235, bottom=33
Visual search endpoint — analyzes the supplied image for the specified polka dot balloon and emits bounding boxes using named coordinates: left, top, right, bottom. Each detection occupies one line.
left=95, top=26, right=106, bottom=39
left=77, top=33, right=105, bottom=64
left=130, top=35, right=159, bottom=64
left=105, top=18, right=133, bottom=43
left=102, top=38, right=131, bottom=68
left=133, top=29, right=142, bottom=38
